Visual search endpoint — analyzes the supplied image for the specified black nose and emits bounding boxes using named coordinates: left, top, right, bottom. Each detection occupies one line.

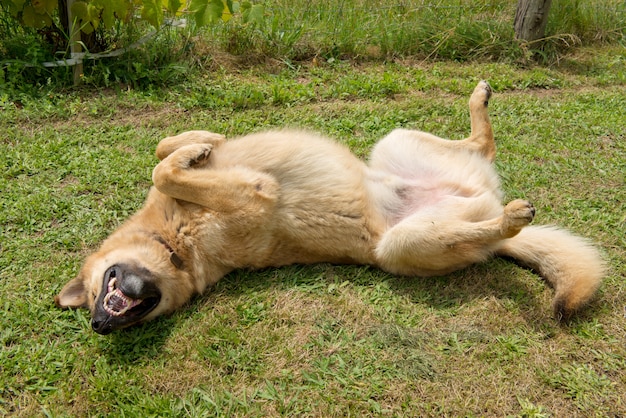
left=91, top=318, right=113, bottom=335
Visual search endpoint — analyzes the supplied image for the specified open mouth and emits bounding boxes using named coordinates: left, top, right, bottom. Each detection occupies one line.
left=103, top=277, right=145, bottom=316
left=101, top=267, right=160, bottom=320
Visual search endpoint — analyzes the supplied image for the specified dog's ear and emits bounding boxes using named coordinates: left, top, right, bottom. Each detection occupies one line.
left=55, top=276, right=88, bottom=308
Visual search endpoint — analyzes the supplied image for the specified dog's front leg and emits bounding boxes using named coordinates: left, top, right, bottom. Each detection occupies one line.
left=152, top=143, right=279, bottom=213
left=156, top=130, right=226, bottom=160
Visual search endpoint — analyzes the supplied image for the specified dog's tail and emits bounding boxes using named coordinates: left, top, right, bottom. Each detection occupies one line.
left=495, top=225, right=605, bottom=320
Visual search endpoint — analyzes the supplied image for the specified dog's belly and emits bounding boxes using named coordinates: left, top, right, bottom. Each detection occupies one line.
left=367, top=128, right=504, bottom=225
left=397, top=182, right=499, bottom=223
left=367, top=163, right=502, bottom=227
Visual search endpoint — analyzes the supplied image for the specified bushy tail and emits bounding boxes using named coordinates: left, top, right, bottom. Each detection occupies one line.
left=495, top=225, right=605, bottom=320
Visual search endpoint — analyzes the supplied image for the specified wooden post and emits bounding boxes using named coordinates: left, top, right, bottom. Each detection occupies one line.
left=66, top=0, right=83, bottom=85
left=514, top=0, right=553, bottom=43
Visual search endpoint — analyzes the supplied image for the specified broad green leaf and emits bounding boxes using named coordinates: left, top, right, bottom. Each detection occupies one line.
left=221, top=0, right=234, bottom=22
left=101, top=5, right=116, bottom=28
left=208, top=0, right=226, bottom=24
left=87, top=3, right=100, bottom=30
left=80, top=23, right=94, bottom=34
left=44, top=0, right=58, bottom=14
left=92, top=0, right=129, bottom=27
left=141, top=0, right=164, bottom=28
left=112, top=0, right=130, bottom=20
left=41, top=13, right=52, bottom=27
left=167, top=0, right=183, bottom=14
left=21, top=4, right=35, bottom=26
left=6, top=0, right=26, bottom=17
left=241, top=2, right=263, bottom=26
left=8, top=0, right=27, bottom=9
left=21, top=4, right=51, bottom=28
left=31, top=0, right=58, bottom=14
left=221, top=9, right=230, bottom=21
left=70, top=1, right=100, bottom=34
left=31, top=0, right=48, bottom=14
left=190, top=0, right=224, bottom=27
left=70, top=1, right=89, bottom=20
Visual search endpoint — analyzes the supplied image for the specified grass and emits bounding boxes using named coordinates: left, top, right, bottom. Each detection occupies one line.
left=2, top=0, right=625, bottom=93
left=204, top=0, right=626, bottom=62
left=1, top=45, right=626, bottom=416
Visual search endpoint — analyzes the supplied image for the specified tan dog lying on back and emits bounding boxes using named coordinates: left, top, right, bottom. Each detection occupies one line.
left=56, top=81, right=605, bottom=334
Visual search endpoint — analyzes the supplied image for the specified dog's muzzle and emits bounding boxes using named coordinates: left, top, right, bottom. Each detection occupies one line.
left=91, top=264, right=161, bottom=334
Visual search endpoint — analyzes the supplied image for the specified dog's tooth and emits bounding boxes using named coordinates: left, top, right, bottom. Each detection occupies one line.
left=103, top=286, right=143, bottom=316
left=108, top=277, right=117, bottom=293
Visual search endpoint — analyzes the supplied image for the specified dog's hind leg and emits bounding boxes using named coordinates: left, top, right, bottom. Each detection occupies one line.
left=369, top=81, right=496, bottom=174
left=459, top=80, right=496, bottom=162
left=375, top=199, right=535, bottom=276
left=156, top=130, right=226, bottom=160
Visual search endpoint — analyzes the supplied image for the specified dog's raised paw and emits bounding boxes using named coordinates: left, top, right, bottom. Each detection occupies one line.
left=191, top=145, right=212, bottom=166
left=178, top=144, right=213, bottom=168
left=501, top=199, right=535, bottom=237
left=505, top=199, right=535, bottom=222
left=472, top=80, right=492, bottom=107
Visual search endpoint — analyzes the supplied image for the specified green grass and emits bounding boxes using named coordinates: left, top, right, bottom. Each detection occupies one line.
left=1, top=47, right=626, bottom=416
left=2, top=0, right=625, bottom=93
left=204, top=0, right=625, bottom=62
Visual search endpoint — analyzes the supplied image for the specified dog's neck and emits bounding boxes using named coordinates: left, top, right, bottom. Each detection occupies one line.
left=154, top=235, right=184, bottom=269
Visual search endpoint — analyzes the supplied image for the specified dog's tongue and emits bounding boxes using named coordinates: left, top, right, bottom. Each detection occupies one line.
left=103, top=278, right=143, bottom=316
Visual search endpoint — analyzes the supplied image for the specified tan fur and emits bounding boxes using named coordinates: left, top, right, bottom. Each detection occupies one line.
left=55, top=81, right=605, bottom=333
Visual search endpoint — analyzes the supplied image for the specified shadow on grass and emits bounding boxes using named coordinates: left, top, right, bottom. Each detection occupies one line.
left=97, top=255, right=604, bottom=358
left=95, top=315, right=179, bottom=363
left=192, top=258, right=586, bottom=329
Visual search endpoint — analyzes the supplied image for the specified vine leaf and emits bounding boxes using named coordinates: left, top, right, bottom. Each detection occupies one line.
left=241, top=1, right=263, bottom=25
left=9, top=0, right=265, bottom=34
left=7, top=0, right=27, bottom=18
left=70, top=1, right=100, bottom=34
left=190, top=0, right=231, bottom=27
left=141, top=0, right=165, bottom=29
left=96, top=0, right=130, bottom=29
left=167, top=0, right=183, bottom=15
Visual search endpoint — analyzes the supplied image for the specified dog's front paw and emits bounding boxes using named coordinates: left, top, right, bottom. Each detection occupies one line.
left=192, top=145, right=213, bottom=167
left=177, top=144, right=213, bottom=168
left=501, top=199, right=535, bottom=237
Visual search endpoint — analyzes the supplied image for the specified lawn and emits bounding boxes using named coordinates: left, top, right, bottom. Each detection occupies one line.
left=1, top=47, right=625, bottom=416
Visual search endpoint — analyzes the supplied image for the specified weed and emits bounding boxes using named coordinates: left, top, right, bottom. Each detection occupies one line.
left=544, top=363, right=614, bottom=412
left=517, top=397, right=550, bottom=418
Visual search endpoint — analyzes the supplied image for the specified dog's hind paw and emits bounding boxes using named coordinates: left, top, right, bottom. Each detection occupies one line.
left=501, top=199, right=535, bottom=238
left=471, top=80, right=492, bottom=108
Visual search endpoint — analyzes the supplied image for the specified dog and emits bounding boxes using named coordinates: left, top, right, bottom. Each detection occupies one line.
left=55, top=81, right=605, bottom=334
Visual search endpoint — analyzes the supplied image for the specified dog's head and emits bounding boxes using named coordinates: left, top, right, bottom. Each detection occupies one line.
left=55, top=236, right=197, bottom=334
